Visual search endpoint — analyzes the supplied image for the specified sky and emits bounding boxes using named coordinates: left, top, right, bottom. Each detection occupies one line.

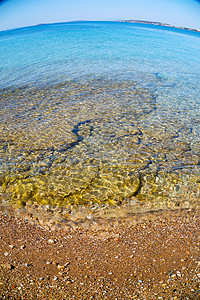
left=0, top=0, right=199, bottom=31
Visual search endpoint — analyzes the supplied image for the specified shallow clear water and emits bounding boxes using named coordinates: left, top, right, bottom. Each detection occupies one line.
left=0, top=21, right=200, bottom=210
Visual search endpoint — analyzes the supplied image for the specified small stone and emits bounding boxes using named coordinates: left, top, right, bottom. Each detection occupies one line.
left=4, top=252, right=8, bottom=256
left=168, top=270, right=174, bottom=276
left=53, top=276, right=58, bottom=281
left=24, top=263, right=32, bottom=268
left=11, top=285, right=16, bottom=289
left=48, top=239, right=55, bottom=244
left=9, top=245, right=15, bottom=249
left=20, top=245, right=26, bottom=250
left=176, top=271, right=182, bottom=277
left=57, top=264, right=65, bottom=270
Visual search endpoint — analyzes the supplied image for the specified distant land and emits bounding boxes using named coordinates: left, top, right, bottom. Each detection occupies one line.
left=8, top=20, right=199, bottom=33
left=118, top=20, right=200, bottom=33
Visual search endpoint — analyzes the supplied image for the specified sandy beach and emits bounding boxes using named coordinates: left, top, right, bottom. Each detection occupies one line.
left=0, top=206, right=199, bottom=299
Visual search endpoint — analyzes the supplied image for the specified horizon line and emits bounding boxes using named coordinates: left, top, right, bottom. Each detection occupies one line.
left=0, top=19, right=199, bottom=33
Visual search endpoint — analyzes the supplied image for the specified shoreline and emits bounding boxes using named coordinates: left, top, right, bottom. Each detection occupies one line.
left=117, top=20, right=200, bottom=33
left=0, top=206, right=199, bottom=299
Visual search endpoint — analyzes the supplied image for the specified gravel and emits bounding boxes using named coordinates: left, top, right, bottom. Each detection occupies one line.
left=0, top=206, right=199, bottom=299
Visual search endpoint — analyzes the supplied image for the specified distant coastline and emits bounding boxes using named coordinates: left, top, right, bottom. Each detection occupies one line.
left=117, top=20, right=200, bottom=33
left=1, top=20, right=200, bottom=33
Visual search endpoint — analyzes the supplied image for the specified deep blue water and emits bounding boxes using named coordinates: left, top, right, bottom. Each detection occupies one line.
left=0, top=21, right=200, bottom=209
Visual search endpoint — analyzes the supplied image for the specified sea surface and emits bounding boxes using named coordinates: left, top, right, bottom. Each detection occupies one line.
left=0, top=21, right=200, bottom=212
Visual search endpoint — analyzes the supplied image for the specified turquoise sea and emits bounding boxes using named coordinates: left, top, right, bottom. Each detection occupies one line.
left=0, top=21, right=200, bottom=212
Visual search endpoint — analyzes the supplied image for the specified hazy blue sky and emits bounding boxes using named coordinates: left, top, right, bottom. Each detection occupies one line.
left=0, top=0, right=199, bottom=31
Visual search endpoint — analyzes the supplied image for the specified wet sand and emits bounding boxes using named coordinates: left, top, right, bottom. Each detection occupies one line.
left=0, top=206, right=199, bottom=299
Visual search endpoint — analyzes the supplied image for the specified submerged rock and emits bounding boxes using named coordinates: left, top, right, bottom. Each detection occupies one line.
left=0, top=75, right=199, bottom=210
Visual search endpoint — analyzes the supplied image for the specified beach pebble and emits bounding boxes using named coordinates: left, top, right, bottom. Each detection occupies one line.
left=57, top=264, right=65, bottom=269
left=24, top=263, right=33, bottom=268
left=138, top=280, right=143, bottom=283
left=48, top=239, right=55, bottom=244
left=9, top=245, right=15, bottom=249
left=66, top=280, right=72, bottom=284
